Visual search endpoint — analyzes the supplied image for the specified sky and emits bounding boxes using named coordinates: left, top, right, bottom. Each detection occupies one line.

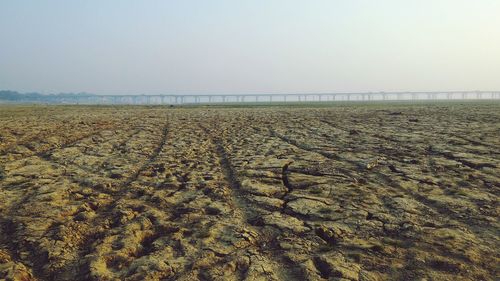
left=1, top=0, right=499, bottom=95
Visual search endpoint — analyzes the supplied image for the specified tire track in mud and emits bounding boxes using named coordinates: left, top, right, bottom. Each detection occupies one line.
left=0, top=126, right=145, bottom=216
left=1, top=122, right=170, bottom=281
left=288, top=134, right=497, bottom=271
left=116, top=124, right=170, bottom=190
left=313, top=119, right=500, bottom=199
left=74, top=123, right=171, bottom=273
left=0, top=216, right=40, bottom=280
left=268, top=129, right=499, bottom=245
left=292, top=115, right=497, bottom=181
left=268, top=128, right=360, bottom=172
left=0, top=189, right=50, bottom=280
left=303, top=119, right=500, bottom=194
left=37, top=127, right=143, bottom=178
left=0, top=115, right=146, bottom=279
left=0, top=123, right=69, bottom=155
left=312, top=119, right=428, bottom=161
left=0, top=116, right=119, bottom=155
left=264, top=120, right=499, bottom=277
left=373, top=172, right=499, bottom=242
left=320, top=117, right=500, bottom=155
left=0, top=125, right=118, bottom=165
left=202, top=125, right=306, bottom=281
left=451, top=134, right=500, bottom=152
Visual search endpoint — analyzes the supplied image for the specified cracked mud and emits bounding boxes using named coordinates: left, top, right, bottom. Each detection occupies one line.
left=0, top=103, right=499, bottom=281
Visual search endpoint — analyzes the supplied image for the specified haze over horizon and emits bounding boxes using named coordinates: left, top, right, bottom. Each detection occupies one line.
left=1, top=0, right=499, bottom=95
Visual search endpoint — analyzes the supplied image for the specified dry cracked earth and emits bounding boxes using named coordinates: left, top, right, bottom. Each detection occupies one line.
left=0, top=103, right=498, bottom=281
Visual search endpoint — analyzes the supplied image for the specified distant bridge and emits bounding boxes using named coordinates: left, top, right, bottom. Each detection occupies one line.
left=56, top=91, right=500, bottom=105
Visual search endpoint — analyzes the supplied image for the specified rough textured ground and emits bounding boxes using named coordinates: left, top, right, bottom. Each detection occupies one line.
left=0, top=103, right=498, bottom=281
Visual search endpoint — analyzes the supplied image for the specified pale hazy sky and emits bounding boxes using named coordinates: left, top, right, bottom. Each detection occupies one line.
left=1, top=0, right=499, bottom=94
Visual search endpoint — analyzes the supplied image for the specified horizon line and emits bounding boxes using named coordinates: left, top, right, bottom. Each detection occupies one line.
left=3, top=90, right=500, bottom=96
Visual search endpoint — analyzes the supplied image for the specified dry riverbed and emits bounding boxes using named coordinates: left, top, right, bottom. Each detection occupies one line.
left=0, top=103, right=498, bottom=280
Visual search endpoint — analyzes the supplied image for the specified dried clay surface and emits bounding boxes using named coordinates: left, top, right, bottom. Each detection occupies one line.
left=0, top=103, right=499, bottom=281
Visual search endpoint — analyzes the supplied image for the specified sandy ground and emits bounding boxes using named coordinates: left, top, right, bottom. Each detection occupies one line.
left=0, top=103, right=498, bottom=281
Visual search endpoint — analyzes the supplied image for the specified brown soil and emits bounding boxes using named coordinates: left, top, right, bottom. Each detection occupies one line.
left=0, top=103, right=498, bottom=281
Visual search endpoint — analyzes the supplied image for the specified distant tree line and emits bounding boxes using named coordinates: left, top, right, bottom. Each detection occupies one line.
left=0, top=90, right=95, bottom=103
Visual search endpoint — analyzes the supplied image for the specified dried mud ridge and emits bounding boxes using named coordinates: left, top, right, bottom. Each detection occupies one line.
left=0, top=104, right=499, bottom=281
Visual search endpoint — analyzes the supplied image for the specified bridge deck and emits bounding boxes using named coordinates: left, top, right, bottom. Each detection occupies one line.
left=48, top=91, right=500, bottom=105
